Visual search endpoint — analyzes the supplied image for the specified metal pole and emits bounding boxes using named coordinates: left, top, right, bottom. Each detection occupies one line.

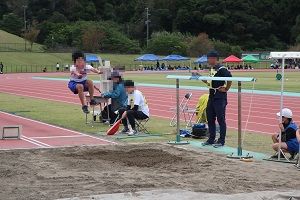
left=176, top=78, right=180, bottom=142
left=145, top=8, right=150, bottom=47
left=238, top=81, right=242, bottom=156
left=278, top=57, right=285, bottom=160
left=23, top=5, right=27, bottom=51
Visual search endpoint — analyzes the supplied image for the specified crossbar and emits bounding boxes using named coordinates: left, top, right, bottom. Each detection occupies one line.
left=166, top=75, right=255, bottom=82
left=270, top=52, right=300, bottom=59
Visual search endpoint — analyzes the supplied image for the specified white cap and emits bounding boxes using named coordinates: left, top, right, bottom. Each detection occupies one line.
left=277, top=108, right=293, bottom=118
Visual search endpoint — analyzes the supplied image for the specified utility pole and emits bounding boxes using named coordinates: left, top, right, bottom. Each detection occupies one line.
left=145, top=8, right=151, bottom=47
left=23, top=5, right=27, bottom=51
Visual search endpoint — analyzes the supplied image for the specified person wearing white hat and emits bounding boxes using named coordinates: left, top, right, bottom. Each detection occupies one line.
left=271, top=108, right=299, bottom=159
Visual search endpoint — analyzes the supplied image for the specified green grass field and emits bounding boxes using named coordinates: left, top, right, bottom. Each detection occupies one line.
left=0, top=50, right=270, bottom=73
left=0, top=29, right=271, bottom=72
left=0, top=93, right=274, bottom=154
left=0, top=30, right=44, bottom=52
left=47, top=71, right=300, bottom=93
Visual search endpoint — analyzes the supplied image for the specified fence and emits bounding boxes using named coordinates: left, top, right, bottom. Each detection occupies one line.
left=2, top=64, right=70, bottom=73
left=0, top=43, right=44, bottom=52
left=1, top=64, right=143, bottom=73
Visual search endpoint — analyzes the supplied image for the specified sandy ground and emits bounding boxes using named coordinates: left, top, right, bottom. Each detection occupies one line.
left=0, top=143, right=299, bottom=200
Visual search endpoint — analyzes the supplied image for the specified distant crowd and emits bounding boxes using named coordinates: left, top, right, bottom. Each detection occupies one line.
left=142, top=62, right=191, bottom=71
left=141, top=62, right=254, bottom=71
left=271, top=60, right=300, bottom=69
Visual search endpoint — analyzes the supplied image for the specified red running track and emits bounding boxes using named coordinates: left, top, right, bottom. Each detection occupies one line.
left=0, top=111, right=115, bottom=150
left=1, top=73, right=300, bottom=137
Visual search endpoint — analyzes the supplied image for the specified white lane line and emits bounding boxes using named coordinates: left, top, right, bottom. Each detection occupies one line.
left=31, top=135, right=86, bottom=139
left=0, top=111, right=117, bottom=145
left=22, top=135, right=52, bottom=147
left=21, top=137, right=46, bottom=148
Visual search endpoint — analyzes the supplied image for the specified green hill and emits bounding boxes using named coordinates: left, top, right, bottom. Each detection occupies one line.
left=0, top=52, right=143, bottom=72
left=0, top=30, right=44, bottom=52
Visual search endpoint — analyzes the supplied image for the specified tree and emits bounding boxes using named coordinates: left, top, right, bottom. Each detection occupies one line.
left=212, top=40, right=232, bottom=57
left=291, top=15, right=300, bottom=43
left=0, top=13, right=23, bottom=35
left=146, top=31, right=187, bottom=55
left=48, top=11, right=68, bottom=23
left=23, top=26, right=40, bottom=51
left=82, top=27, right=105, bottom=52
left=187, top=33, right=213, bottom=57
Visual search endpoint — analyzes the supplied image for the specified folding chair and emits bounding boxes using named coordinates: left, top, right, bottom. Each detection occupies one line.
left=135, top=118, right=150, bottom=134
left=185, top=94, right=209, bottom=129
left=170, top=93, right=193, bottom=127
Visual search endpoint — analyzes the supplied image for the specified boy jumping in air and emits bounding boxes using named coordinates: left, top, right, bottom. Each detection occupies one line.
left=68, top=50, right=102, bottom=114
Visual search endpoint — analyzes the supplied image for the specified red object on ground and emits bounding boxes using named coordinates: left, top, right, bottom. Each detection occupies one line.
left=107, top=119, right=121, bottom=135
left=223, top=55, right=242, bottom=63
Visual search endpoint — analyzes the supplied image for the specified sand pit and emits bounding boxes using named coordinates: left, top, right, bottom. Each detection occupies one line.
left=0, top=143, right=299, bottom=200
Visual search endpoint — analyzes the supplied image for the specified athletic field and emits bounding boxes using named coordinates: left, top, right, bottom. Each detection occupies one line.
left=0, top=69, right=299, bottom=199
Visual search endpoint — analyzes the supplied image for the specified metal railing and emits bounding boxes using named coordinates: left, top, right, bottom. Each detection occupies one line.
left=0, top=43, right=44, bottom=52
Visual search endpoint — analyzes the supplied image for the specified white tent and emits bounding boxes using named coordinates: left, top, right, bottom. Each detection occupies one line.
left=269, top=52, right=300, bottom=161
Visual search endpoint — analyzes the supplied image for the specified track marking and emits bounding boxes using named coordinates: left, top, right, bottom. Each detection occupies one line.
left=21, top=137, right=47, bottom=148
left=31, top=135, right=86, bottom=139
left=22, top=135, right=52, bottom=147
left=0, top=111, right=117, bottom=145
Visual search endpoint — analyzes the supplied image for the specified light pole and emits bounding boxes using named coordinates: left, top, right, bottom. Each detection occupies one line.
left=145, top=8, right=151, bottom=47
left=52, top=36, right=54, bottom=49
left=23, top=5, right=27, bottom=51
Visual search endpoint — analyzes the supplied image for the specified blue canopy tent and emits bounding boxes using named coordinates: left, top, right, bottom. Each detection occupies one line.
left=194, top=55, right=207, bottom=64
left=85, top=54, right=100, bottom=62
left=162, top=54, right=190, bottom=61
left=162, top=54, right=191, bottom=70
left=134, top=54, right=161, bottom=61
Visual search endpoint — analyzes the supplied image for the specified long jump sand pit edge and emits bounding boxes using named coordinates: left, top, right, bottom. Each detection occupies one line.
left=0, top=143, right=299, bottom=200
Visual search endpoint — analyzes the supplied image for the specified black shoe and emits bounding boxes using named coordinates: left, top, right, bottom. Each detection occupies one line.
left=120, top=128, right=129, bottom=134
left=202, top=141, right=214, bottom=146
left=90, top=98, right=97, bottom=105
left=82, top=105, right=90, bottom=114
left=289, top=152, right=297, bottom=160
left=213, top=142, right=224, bottom=148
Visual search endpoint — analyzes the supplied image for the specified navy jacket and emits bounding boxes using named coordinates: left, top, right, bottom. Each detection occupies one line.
left=210, top=64, right=232, bottom=99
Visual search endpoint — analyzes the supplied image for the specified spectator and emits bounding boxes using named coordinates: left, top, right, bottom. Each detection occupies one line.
left=65, top=64, right=69, bottom=71
left=0, top=62, right=3, bottom=74
left=271, top=108, right=299, bottom=160
left=56, top=62, right=60, bottom=72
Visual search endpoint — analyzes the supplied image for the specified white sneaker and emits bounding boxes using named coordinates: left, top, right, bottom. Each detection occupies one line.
left=128, top=129, right=137, bottom=136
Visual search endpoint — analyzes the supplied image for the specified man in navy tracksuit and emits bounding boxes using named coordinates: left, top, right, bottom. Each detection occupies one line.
left=202, top=50, right=232, bottom=147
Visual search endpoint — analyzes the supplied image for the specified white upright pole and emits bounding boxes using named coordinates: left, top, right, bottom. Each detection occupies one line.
left=278, top=56, right=285, bottom=160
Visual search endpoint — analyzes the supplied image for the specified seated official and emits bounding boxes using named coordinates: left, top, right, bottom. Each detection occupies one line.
left=101, top=71, right=127, bottom=125
left=119, top=80, right=149, bottom=136
left=271, top=108, right=299, bottom=159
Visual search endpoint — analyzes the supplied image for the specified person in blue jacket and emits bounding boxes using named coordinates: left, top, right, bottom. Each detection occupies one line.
left=271, top=108, right=299, bottom=159
left=101, top=71, right=127, bottom=124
